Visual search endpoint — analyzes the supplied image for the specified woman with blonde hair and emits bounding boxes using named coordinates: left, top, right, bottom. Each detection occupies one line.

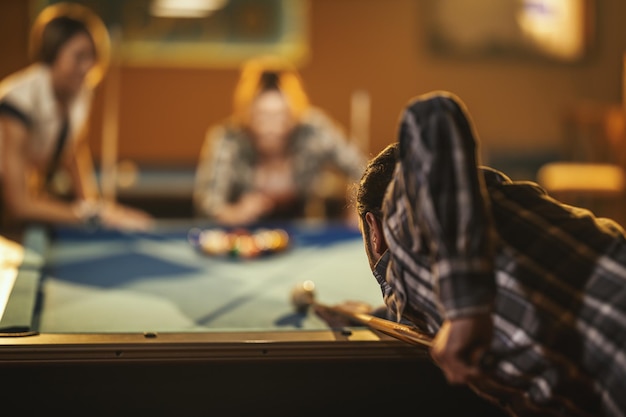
left=194, top=56, right=367, bottom=225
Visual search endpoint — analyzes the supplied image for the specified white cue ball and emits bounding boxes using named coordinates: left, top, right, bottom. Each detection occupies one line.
left=290, top=280, right=316, bottom=312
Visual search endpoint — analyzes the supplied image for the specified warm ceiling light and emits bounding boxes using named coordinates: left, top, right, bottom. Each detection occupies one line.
left=150, top=0, right=228, bottom=18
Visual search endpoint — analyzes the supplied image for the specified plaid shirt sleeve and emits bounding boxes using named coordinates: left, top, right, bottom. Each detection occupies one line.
left=193, top=125, right=242, bottom=217
left=303, top=109, right=367, bottom=181
left=385, top=93, right=497, bottom=320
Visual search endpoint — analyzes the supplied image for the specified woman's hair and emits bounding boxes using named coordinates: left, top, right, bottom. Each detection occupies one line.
left=232, top=56, right=310, bottom=125
left=355, top=142, right=399, bottom=220
left=29, top=2, right=110, bottom=86
left=37, top=16, right=94, bottom=64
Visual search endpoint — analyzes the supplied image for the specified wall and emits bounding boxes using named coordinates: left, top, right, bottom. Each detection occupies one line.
left=2, top=0, right=626, bottom=173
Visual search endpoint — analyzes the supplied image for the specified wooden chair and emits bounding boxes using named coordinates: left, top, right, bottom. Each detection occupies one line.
left=536, top=102, right=626, bottom=226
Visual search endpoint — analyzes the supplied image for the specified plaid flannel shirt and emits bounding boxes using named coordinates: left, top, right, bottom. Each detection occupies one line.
left=374, top=93, right=626, bottom=417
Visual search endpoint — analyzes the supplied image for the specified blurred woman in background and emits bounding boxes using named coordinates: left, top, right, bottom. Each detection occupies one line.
left=193, top=56, right=367, bottom=226
left=0, top=2, right=153, bottom=237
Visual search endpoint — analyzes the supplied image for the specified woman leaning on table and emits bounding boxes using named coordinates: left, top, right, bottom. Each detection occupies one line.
left=193, top=56, right=367, bottom=226
left=0, top=2, right=152, bottom=237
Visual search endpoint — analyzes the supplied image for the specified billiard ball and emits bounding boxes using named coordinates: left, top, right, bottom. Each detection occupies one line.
left=236, top=233, right=261, bottom=259
left=193, top=227, right=290, bottom=259
left=290, top=280, right=316, bottom=313
left=199, top=229, right=229, bottom=256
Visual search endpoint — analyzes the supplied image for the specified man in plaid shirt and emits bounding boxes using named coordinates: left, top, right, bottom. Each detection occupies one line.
left=355, top=91, right=625, bottom=417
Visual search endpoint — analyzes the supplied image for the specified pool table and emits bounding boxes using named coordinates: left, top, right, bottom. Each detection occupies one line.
left=0, top=220, right=508, bottom=416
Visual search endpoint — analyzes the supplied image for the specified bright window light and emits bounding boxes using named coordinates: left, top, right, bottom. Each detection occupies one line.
left=517, top=0, right=587, bottom=61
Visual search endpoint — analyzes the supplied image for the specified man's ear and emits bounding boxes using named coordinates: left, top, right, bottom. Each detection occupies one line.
left=364, top=212, right=387, bottom=257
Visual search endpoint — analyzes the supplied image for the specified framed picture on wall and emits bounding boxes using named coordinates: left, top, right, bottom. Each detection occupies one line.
left=31, top=0, right=310, bottom=67
left=425, top=0, right=595, bottom=63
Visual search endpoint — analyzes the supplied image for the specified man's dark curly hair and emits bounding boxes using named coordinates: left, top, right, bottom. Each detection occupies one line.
left=355, top=142, right=399, bottom=222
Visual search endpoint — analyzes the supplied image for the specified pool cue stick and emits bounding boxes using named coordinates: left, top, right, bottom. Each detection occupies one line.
left=313, top=301, right=433, bottom=348
left=100, top=26, right=122, bottom=204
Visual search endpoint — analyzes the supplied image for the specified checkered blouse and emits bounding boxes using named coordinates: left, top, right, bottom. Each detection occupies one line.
left=193, top=108, right=366, bottom=220
left=374, top=92, right=626, bottom=417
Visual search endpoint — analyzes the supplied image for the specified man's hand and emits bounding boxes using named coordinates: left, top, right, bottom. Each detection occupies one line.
left=430, top=313, right=493, bottom=385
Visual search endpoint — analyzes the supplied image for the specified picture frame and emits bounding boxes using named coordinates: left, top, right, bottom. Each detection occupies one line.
left=424, top=0, right=595, bottom=63
left=31, top=0, right=310, bottom=68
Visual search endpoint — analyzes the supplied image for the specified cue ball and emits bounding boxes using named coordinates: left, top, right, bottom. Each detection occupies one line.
left=290, top=280, right=316, bottom=312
